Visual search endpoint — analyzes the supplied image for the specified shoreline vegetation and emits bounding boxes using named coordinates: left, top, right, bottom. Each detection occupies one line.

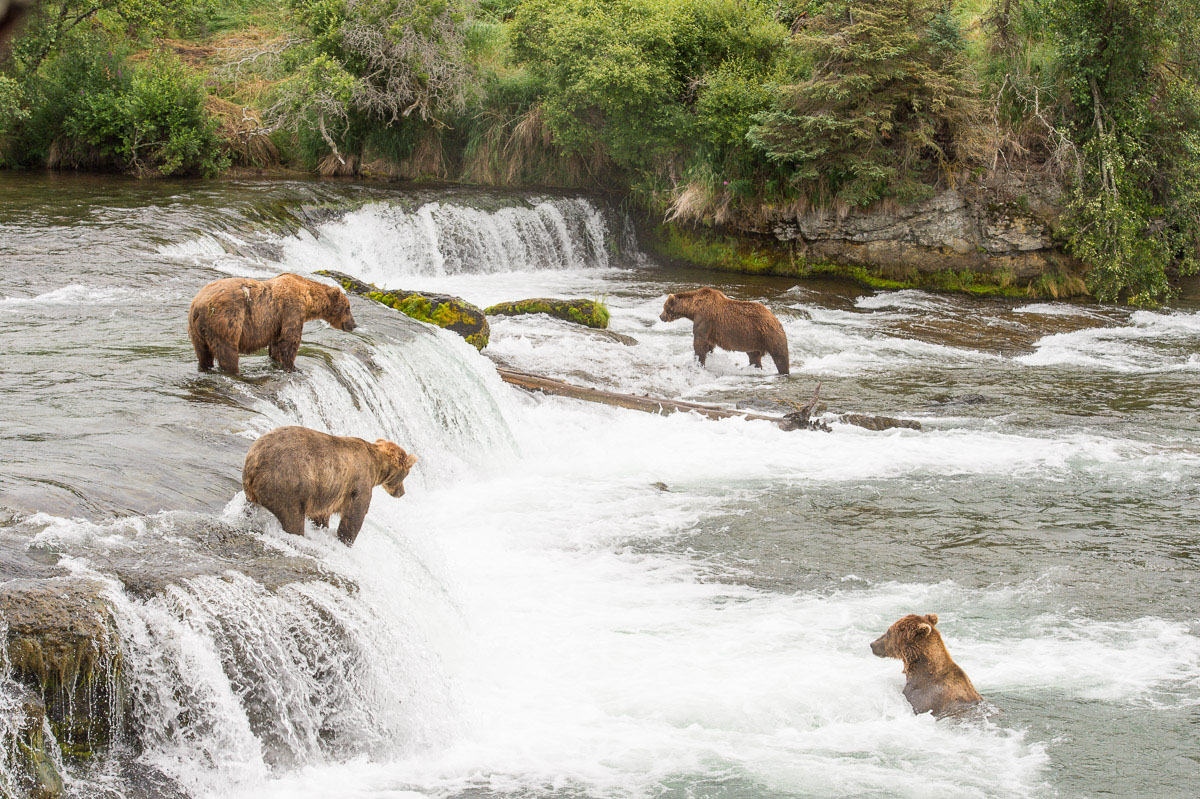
left=1, top=0, right=1198, bottom=304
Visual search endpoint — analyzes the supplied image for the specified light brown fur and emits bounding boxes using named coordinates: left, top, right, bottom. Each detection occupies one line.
left=871, top=613, right=983, bottom=718
left=242, top=426, right=417, bottom=547
left=660, top=287, right=789, bottom=375
left=188, top=273, right=356, bottom=374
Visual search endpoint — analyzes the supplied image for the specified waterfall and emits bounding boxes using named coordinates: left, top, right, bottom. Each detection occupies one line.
left=277, top=196, right=622, bottom=284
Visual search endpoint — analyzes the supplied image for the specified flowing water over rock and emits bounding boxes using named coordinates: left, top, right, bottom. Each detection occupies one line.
left=1, top=174, right=1198, bottom=798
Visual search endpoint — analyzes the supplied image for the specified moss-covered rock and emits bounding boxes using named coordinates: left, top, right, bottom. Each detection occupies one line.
left=317, top=270, right=490, bottom=349
left=485, top=298, right=611, bottom=329
left=8, top=688, right=66, bottom=798
left=0, top=578, right=122, bottom=760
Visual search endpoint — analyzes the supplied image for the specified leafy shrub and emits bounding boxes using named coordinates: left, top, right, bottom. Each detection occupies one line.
left=11, top=40, right=225, bottom=175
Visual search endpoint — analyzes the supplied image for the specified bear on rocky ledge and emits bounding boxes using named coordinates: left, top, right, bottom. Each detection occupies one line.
left=188, top=273, right=356, bottom=374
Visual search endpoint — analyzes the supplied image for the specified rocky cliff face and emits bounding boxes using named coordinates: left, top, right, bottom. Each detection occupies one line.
left=769, top=187, right=1077, bottom=279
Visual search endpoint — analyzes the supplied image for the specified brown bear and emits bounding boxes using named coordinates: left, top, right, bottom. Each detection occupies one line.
left=242, top=425, right=418, bottom=547
left=188, top=273, right=357, bottom=374
left=659, top=287, right=789, bottom=375
left=870, top=613, right=983, bottom=718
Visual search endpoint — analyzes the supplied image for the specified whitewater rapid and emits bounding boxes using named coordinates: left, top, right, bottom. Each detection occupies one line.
left=5, top=183, right=1200, bottom=798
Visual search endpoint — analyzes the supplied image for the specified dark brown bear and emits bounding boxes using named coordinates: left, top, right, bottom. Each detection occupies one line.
left=188, top=273, right=356, bottom=374
left=242, top=426, right=418, bottom=547
left=660, top=287, right=789, bottom=375
left=871, top=613, right=983, bottom=718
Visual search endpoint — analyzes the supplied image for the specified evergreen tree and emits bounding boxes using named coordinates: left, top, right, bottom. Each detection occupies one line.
left=749, top=0, right=981, bottom=207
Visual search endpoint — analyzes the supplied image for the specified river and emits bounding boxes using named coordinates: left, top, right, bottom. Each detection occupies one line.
left=1, top=174, right=1198, bottom=798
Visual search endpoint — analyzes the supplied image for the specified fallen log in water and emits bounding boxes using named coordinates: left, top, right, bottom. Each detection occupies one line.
left=495, top=368, right=921, bottom=432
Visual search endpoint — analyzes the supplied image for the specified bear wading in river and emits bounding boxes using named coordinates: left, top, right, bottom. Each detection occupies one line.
left=242, top=426, right=417, bottom=547
left=188, top=273, right=356, bottom=374
left=659, top=287, right=789, bottom=375
left=871, top=613, right=983, bottom=718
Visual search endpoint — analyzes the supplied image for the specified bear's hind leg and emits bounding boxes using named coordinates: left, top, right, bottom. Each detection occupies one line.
left=213, top=341, right=240, bottom=375
left=258, top=497, right=305, bottom=536
left=748, top=350, right=764, bottom=369
left=193, top=335, right=214, bottom=372
left=273, top=503, right=306, bottom=537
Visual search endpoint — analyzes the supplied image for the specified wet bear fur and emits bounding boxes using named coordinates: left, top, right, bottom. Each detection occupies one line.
left=188, top=273, right=356, bottom=374
left=871, top=613, right=984, bottom=718
left=660, top=287, right=789, bottom=375
left=242, top=425, right=417, bottom=547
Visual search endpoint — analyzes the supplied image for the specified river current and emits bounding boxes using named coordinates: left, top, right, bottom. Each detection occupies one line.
left=1, top=174, right=1198, bottom=798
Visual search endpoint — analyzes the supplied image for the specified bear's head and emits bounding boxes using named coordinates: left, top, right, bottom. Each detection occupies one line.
left=871, top=613, right=941, bottom=662
left=323, top=287, right=357, bottom=332
left=375, top=440, right=418, bottom=497
left=660, top=294, right=686, bottom=322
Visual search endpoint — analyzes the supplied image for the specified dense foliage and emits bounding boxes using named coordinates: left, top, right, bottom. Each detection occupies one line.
left=0, top=0, right=224, bottom=174
left=1, top=0, right=1198, bottom=302
left=750, top=0, right=981, bottom=208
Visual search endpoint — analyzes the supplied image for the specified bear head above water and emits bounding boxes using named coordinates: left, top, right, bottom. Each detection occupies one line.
left=871, top=613, right=984, bottom=718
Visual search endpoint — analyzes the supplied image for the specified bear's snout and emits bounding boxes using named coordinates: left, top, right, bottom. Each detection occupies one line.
left=659, top=311, right=670, bottom=322
left=342, top=318, right=357, bottom=332
left=870, top=635, right=888, bottom=658
left=384, top=481, right=405, bottom=498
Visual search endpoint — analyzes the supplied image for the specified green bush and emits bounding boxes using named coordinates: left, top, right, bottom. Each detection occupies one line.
left=510, top=0, right=786, bottom=180
left=9, top=41, right=225, bottom=175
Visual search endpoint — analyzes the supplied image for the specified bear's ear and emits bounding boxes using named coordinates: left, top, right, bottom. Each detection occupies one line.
left=925, top=613, right=939, bottom=626
left=403, top=452, right=418, bottom=469
left=375, top=438, right=388, bottom=446
left=916, top=622, right=932, bottom=637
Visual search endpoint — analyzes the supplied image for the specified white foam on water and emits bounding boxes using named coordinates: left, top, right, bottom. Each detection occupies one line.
left=1011, top=303, right=1099, bottom=318
left=1017, top=309, right=1200, bottom=372
left=0, top=284, right=141, bottom=309
left=854, top=289, right=957, bottom=312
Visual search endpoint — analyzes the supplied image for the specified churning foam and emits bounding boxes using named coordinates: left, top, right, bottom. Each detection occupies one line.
left=0, top=284, right=141, bottom=309
left=1017, top=309, right=1200, bottom=372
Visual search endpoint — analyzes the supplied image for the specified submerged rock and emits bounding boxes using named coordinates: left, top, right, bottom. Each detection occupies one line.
left=318, top=270, right=490, bottom=349
left=838, top=413, right=923, bottom=431
left=485, top=298, right=611, bottom=329
left=588, top=329, right=638, bottom=346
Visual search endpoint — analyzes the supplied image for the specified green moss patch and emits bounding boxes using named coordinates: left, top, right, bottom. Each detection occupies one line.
left=485, top=298, right=611, bottom=329
left=318, top=270, right=490, bottom=350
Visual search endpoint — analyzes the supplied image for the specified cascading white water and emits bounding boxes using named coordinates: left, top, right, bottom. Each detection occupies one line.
left=279, top=197, right=616, bottom=283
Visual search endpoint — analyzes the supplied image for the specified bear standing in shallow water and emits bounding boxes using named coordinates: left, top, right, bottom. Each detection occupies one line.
left=660, top=287, right=789, bottom=375
left=188, top=273, right=357, bottom=375
left=871, top=613, right=983, bottom=718
left=242, top=426, right=418, bottom=547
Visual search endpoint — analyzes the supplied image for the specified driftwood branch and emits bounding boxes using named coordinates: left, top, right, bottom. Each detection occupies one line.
left=496, top=369, right=920, bottom=432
